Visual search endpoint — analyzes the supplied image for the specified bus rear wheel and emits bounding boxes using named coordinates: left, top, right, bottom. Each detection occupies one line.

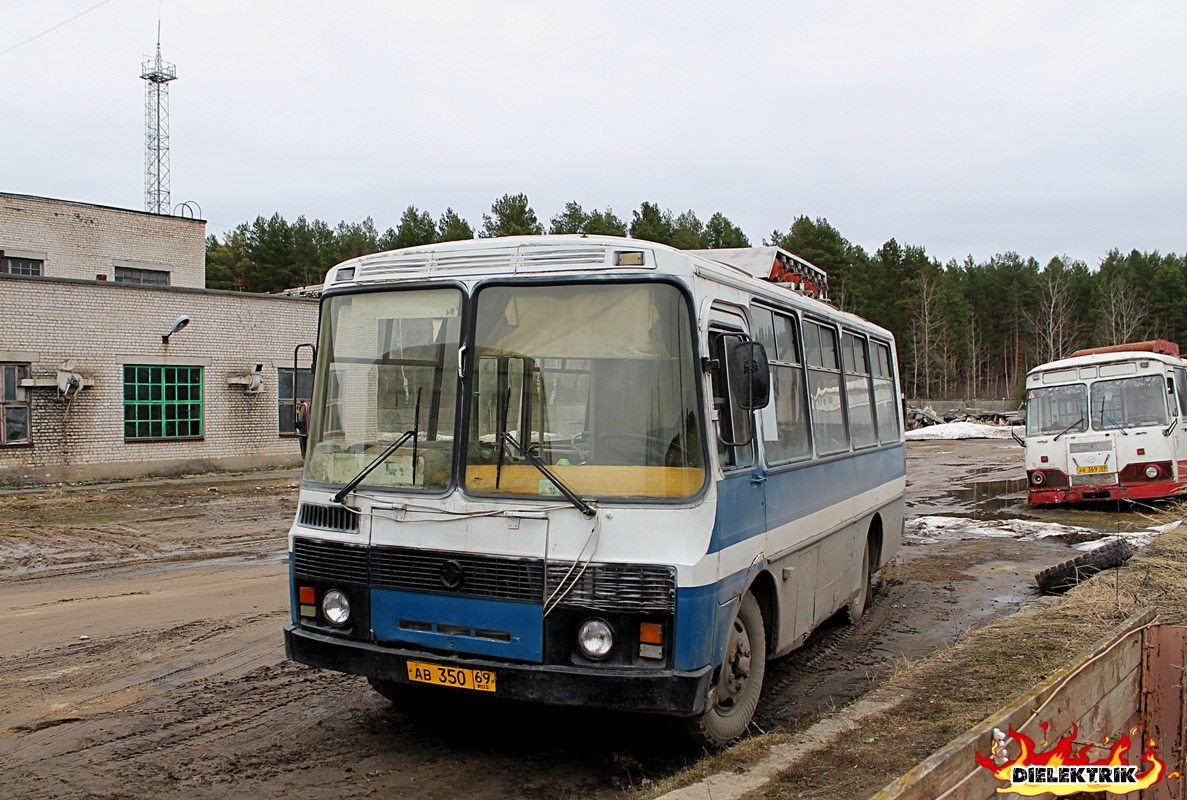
left=686, top=592, right=766, bottom=747
left=843, top=538, right=874, bottom=624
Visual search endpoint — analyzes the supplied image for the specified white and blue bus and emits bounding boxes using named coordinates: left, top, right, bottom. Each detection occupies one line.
left=284, top=235, right=905, bottom=744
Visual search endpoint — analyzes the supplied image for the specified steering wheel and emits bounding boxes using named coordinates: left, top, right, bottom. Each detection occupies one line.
left=596, top=432, right=684, bottom=463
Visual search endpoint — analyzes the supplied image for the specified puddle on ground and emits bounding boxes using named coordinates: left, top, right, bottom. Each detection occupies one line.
left=949, top=477, right=1029, bottom=521
left=906, top=471, right=1182, bottom=549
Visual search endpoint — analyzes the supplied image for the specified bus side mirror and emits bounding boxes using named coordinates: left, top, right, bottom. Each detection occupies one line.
left=729, top=341, right=771, bottom=410
left=295, top=401, right=311, bottom=458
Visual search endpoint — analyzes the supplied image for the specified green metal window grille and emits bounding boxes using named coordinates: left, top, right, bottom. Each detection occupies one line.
left=123, top=365, right=204, bottom=440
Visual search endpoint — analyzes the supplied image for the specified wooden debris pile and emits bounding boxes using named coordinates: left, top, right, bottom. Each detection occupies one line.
left=905, top=404, right=1024, bottom=430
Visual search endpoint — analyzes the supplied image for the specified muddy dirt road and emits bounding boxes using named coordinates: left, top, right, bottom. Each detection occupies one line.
left=0, top=442, right=1148, bottom=799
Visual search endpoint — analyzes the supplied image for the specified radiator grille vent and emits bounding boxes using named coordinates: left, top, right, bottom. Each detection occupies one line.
left=1070, top=472, right=1117, bottom=487
left=293, top=537, right=369, bottom=584
left=547, top=563, right=676, bottom=612
left=1069, top=441, right=1113, bottom=454
left=371, top=547, right=544, bottom=602
left=299, top=503, right=359, bottom=533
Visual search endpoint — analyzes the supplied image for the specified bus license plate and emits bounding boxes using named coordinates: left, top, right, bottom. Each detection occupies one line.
left=1076, top=465, right=1109, bottom=474
left=406, top=660, right=496, bottom=693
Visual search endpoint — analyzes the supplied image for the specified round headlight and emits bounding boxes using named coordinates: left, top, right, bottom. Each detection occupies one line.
left=1145, top=464, right=1160, bottom=479
left=576, top=618, right=614, bottom=660
left=1030, top=471, right=1045, bottom=486
left=321, top=589, right=351, bottom=626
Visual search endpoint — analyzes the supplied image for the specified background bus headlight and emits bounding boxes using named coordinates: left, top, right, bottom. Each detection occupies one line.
left=321, top=589, right=351, bottom=626
left=1030, top=471, right=1045, bottom=486
left=1145, top=464, right=1161, bottom=479
left=576, top=618, right=614, bottom=659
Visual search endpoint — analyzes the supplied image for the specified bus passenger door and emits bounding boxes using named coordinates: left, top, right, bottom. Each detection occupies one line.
left=1173, top=368, right=1187, bottom=483
left=707, top=315, right=767, bottom=569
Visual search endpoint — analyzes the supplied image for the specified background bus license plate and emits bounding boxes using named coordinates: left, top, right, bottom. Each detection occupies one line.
left=1076, top=465, right=1109, bottom=474
left=406, top=661, right=496, bottom=692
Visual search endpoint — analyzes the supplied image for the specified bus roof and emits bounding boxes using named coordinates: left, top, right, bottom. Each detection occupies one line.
left=1071, top=339, right=1180, bottom=358
left=1027, top=347, right=1186, bottom=379
left=321, top=235, right=892, bottom=340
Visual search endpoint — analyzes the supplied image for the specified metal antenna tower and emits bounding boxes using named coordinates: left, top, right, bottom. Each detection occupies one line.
left=140, top=25, right=177, bottom=215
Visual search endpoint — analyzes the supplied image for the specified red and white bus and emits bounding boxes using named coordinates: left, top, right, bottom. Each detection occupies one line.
left=1024, top=340, right=1187, bottom=504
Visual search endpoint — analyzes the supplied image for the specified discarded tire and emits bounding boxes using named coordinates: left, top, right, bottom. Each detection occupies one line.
left=1035, top=539, right=1133, bottom=595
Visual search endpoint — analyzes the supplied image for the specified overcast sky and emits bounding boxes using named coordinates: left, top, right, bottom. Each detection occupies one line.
left=3, top=1, right=1184, bottom=267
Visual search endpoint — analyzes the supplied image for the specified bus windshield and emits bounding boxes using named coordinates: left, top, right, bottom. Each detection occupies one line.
left=465, top=282, right=706, bottom=501
left=1091, top=374, right=1169, bottom=430
left=1026, top=383, right=1086, bottom=436
left=304, top=288, right=462, bottom=492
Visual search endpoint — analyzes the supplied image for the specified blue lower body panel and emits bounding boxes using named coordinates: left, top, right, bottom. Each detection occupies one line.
left=370, top=588, right=544, bottom=662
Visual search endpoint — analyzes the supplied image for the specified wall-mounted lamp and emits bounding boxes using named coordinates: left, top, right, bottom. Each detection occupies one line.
left=162, top=315, right=191, bottom=344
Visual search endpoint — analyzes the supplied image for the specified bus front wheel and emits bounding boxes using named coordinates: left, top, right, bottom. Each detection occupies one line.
left=686, top=592, right=766, bottom=747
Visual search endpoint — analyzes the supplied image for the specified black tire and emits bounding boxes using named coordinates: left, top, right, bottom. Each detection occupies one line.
left=843, top=538, right=874, bottom=625
left=685, top=592, right=766, bottom=747
left=1035, top=539, right=1133, bottom=594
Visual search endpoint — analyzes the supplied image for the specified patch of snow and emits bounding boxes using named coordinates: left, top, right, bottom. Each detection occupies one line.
left=905, top=422, right=1022, bottom=441
left=905, top=515, right=1179, bottom=551
left=905, top=515, right=1095, bottom=543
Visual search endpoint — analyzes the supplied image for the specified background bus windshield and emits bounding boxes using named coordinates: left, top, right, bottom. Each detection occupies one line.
left=1026, top=383, right=1086, bottom=436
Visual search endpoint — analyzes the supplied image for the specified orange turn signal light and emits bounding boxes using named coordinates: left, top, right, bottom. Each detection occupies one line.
left=1040, top=456, right=1049, bottom=463
left=639, top=622, right=663, bottom=645
left=299, top=586, right=316, bottom=604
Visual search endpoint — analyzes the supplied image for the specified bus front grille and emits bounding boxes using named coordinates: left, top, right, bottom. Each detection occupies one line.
left=546, top=563, right=676, bottom=612
left=370, top=547, right=545, bottom=602
left=293, top=537, right=369, bottom=584
left=298, top=503, right=360, bottom=533
left=1071, top=472, right=1117, bottom=487
left=1069, top=441, right=1112, bottom=454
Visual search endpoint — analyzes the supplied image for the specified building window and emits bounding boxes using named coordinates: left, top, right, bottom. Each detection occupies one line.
left=123, top=365, right=203, bottom=440
left=2, top=364, right=31, bottom=445
left=115, top=266, right=170, bottom=286
left=1, top=256, right=43, bottom=276
left=278, top=367, right=313, bottom=435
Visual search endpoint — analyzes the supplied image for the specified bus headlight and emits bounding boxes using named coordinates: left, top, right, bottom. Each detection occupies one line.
left=1145, top=465, right=1161, bottom=479
left=1030, top=471, right=1045, bottom=486
left=321, top=589, right=351, bottom=626
left=576, top=618, right=614, bottom=660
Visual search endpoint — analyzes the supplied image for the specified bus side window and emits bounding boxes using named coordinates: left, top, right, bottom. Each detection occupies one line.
left=751, top=304, right=811, bottom=463
left=1176, top=368, right=1187, bottom=416
left=710, top=331, right=755, bottom=470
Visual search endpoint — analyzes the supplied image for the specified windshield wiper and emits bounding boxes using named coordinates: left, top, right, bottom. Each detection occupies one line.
left=331, top=389, right=421, bottom=504
left=1053, top=415, right=1084, bottom=441
left=501, top=430, right=596, bottom=518
left=1098, top=399, right=1128, bottom=436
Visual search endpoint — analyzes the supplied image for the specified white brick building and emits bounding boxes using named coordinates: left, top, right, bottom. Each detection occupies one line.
left=1, top=193, right=319, bottom=485
left=1, top=192, right=206, bottom=287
